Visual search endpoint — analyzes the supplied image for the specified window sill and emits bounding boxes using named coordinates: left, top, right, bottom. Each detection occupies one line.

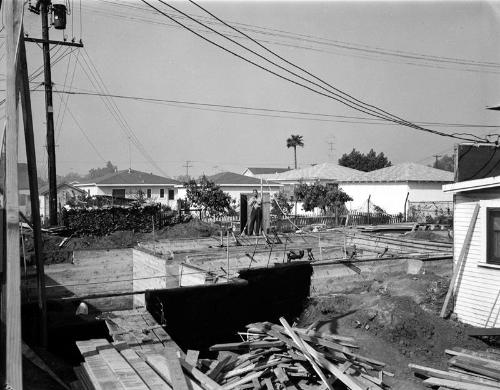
left=478, top=263, right=500, bottom=270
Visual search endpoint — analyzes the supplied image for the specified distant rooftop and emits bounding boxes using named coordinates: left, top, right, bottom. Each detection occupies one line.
left=270, top=162, right=365, bottom=182
left=245, top=167, right=290, bottom=175
left=208, top=171, right=281, bottom=186
left=356, top=162, right=454, bottom=183
left=76, top=169, right=180, bottom=186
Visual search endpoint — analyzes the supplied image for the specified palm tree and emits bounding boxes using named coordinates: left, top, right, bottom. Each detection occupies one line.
left=286, top=134, right=304, bottom=169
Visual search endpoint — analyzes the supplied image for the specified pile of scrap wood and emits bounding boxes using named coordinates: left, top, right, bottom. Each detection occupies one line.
left=201, top=317, right=391, bottom=390
left=72, top=317, right=391, bottom=390
left=409, top=347, right=500, bottom=389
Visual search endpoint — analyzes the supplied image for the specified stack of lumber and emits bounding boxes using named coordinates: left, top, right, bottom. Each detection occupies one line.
left=201, top=317, right=391, bottom=390
left=72, top=317, right=391, bottom=390
left=409, top=347, right=500, bottom=389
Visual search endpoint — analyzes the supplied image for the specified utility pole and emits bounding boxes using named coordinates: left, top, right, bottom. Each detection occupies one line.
left=41, top=0, right=58, bottom=226
left=432, top=154, right=442, bottom=168
left=27, top=0, right=83, bottom=225
left=183, top=160, right=192, bottom=178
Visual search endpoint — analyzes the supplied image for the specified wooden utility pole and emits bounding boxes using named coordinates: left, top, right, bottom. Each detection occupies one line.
left=19, top=32, right=47, bottom=347
left=1, top=0, right=23, bottom=387
left=41, top=0, right=58, bottom=226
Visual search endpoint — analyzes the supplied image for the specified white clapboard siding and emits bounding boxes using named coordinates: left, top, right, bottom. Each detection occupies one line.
left=453, top=193, right=500, bottom=327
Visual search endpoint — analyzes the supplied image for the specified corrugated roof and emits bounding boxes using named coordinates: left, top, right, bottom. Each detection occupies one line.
left=78, top=169, right=180, bottom=186
left=245, top=167, right=290, bottom=174
left=208, top=171, right=281, bottom=186
left=357, top=163, right=454, bottom=183
left=270, top=162, right=365, bottom=182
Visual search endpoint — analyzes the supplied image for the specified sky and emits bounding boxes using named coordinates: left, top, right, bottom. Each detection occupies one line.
left=11, top=0, right=500, bottom=179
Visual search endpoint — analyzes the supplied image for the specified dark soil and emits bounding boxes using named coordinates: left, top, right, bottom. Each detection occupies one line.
left=22, top=219, right=220, bottom=265
left=299, top=272, right=489, bottom=389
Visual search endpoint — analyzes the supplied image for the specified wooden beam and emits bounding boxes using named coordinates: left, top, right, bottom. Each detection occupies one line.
left=440, top=203, right=480, bottom=318
left=17, top=29, right=47, bottom=347
left=1, top=0, right=23, bottom=388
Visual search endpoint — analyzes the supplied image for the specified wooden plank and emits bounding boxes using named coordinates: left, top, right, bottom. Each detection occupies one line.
left=409, top=364, right=500, bottom=387
left=186, top=350, right=199, bottom=367
left=96, top=345, right=149, bottom=390
left=446, top=350, right=500, bottom=368
left=468, top=328, right=500, bottom=337
left=278, top=318, right=334, bottom=390
left=423, top=377, right=500, bottom=390
left=451, top=359, right=500, bottom=381
left=179, top=358, right=223, bottom=390
left=151, top=348, right=190, bottom=390
left=146, top=354, right=203, bottom=390
left=222, top=370, right=265, bottom=390
left=83, top=353, right=126, bottom=390
left=440, top=203, right=480, bottom=318
left=119, top=348, right=171, bottom=390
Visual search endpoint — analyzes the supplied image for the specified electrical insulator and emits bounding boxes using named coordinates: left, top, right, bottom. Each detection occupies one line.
left=52, top=2, right=67, bottom=30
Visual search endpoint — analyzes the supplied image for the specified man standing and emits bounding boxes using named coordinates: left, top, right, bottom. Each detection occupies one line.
left=248, top=189, right=262, bottom=236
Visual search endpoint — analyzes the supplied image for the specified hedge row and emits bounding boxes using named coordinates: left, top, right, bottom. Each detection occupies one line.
left=61, top=204, right=179, bottom=236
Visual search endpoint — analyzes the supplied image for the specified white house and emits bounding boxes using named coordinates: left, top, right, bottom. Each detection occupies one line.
left=268, top=162, right=453, bottom=216
left=39, top=182, right=86, bottom=223
left=242, top=167, right=291, bottom=179
left=74, top=169, right=181, bottom=208
left=443, top=175, right=500, bottom=327
left=341, top=163, right=454, bottom=215
left=177, top=171, right=283, bottom=203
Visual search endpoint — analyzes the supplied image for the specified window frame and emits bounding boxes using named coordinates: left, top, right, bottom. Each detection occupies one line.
left=147, top=188, right=152, bottom=198
left=160, top=188, right=165, bottom=198
left=168, top=189, right=174, bottom=200
left=112, top=188, right=126, bottom=199
left=487, top=207, right=500, bottom=265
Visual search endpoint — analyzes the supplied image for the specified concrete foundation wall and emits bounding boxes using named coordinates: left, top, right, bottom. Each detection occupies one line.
left=23, top=248, right=134, bottom=311
left=311, top=257, right=451, bottom=295
left=132, top=248, right=173, bottom=307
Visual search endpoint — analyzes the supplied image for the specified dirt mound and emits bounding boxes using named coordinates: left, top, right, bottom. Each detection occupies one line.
left=155, top=218, right=219, bottom=239
left=353, top=296, right=484, bottom=366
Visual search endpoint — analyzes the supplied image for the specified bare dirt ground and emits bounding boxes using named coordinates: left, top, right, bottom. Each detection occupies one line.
left=299, top=272, right=487, bottom=389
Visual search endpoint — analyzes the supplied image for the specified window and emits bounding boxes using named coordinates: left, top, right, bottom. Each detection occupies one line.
left=160, top=189, right=165, bottom=198
left=487, top=208, right=500, bottom=265
left=147, top=189, right=152, bottom=198
left=168, top=189, right=174, bottom=200
left=112, top=189, right=125, bottom=198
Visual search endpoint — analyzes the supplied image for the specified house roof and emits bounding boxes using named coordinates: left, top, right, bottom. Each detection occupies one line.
left=208, top=171, right=281, bottom=186
left=244, top=167, right=290, bottom=175
left=76, top=169, right=180, bottom=186
left=39, top=182, right=86, bottom=196
left=270, top=162, right=365, bottom=182
left=356, top=163, right=454, bottom=183
left=443, top=175, right=500, bottom=193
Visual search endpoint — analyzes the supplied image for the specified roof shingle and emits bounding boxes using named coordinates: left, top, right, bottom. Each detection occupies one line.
left=78, top=169, right=180, bottom=186
left=208, top=171, right=281, bottom=186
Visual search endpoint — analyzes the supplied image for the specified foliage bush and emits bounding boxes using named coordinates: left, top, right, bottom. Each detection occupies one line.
left=184, top=175, right=232, bottom=217
left=294, top=182, right=352, bottom=213
left=62, top=203, right=180, bottom=236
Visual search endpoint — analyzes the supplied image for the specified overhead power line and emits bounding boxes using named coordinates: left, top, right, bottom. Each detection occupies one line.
left=140, top=0, right=489, bottom=143
left=94, top=0, right=500, bottom=73
left=45, top=88, right=499, bottom=130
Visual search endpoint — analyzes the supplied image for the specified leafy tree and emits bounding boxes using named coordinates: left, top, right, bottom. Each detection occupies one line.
left=271, top=190, right=293, bottom=217
left=294, top=182, right=352, bottom=213
left=286, top=134, right=304, bottom=169
left=338, top=148, right=391, bottom=172
left=88, top=161, right=117, bottom=179
left=432, top=154, right=454, bottom=172
left=185, top=175, right=232, bottom=217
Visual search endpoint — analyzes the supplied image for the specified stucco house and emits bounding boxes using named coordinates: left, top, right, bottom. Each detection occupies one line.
left=242, top=167, right=291, bottom=179
left=442, top=175, right=500, bottom=327
left=269, top=162, right=453, bottom=216
left=341, top=163, right=454, bottom=215
left=74, top=169, right=180, bottom=208
left=177, top=171, right=283, bottom=204
left=39, top=182, right=86, bottom=222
